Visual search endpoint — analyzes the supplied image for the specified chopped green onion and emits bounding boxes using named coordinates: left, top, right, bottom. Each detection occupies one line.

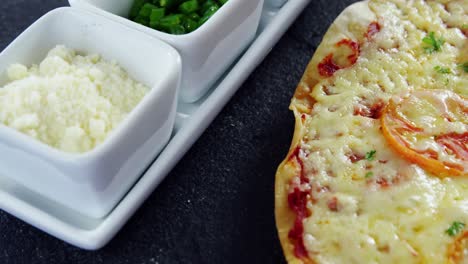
left=365, top=171, right=374, bottom=178
left=218, top=0, right=228, bottom=5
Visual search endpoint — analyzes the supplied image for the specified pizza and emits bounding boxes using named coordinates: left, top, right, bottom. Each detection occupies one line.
left=275, top=0, right=468, bottom=263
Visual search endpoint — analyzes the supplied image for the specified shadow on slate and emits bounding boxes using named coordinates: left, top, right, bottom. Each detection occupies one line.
left=0, top=0, right=360, bottom=263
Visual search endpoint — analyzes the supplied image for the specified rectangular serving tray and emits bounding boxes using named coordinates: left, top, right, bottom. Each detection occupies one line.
left=0, top=0, right=311, bottom=250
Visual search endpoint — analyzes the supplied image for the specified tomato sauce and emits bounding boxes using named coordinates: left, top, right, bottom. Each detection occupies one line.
left=287, top=147, right=311, bottom=259
left=354, top=100, right=385, bottom=119
left=336, top=39, right=360, bottom=65
left=317, top=39, right=360, bottom=77
left=366, top=22, right=381, bottom=39
left=349, top=153, right=365, bottom=163
left=318, top=54, right=341, bottom=77
left=288, top=187, right=311, bottom=258
left=317, top=21, right=381, bottom=78
left=327, top=196, right=339, bottom=212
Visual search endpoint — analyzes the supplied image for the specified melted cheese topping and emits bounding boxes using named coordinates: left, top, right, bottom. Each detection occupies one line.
left=291, top=1, right=468, bottom=263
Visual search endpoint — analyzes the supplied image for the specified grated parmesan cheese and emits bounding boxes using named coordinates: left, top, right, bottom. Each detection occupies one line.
left=0, top=45, right=149, bottom=153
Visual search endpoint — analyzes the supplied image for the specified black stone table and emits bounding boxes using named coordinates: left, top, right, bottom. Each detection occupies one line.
left=0, top=0, right=359, bottom=263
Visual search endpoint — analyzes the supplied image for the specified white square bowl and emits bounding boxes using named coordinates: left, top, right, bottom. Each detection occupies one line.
left=69, top=0, right=264, bottom=102
left=0, top=7, right=181, bottom=218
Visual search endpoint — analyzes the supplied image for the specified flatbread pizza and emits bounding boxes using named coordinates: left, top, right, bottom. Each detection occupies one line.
left=275, top=0, right=467, bottom=263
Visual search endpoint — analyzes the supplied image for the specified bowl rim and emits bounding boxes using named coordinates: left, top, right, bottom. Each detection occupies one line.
left=0, top=7, right=182, bottom=163
left=68, top=0, right=248, bottom=39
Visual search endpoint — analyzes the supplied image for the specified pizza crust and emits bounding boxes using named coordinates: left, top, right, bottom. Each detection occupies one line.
left=275, top=108, right=310, bottom=264
left=275, top=1, right=376, bottom=263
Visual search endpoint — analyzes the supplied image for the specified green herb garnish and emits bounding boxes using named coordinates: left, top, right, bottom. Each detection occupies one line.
left=434, top=65, right=451, bottom=74
left=459, top=62, right=468, bottom=73
left=422, top=32, right=444, bottom=53
left=365, top=150, right=377, bottom=161
left=446, top=221, right=465, bottom=236
left=365, top=171, right=374, bottom=178
left=462, top=24, right=468, bottom=29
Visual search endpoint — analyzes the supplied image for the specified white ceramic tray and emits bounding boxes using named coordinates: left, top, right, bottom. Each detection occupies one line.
left=0, top=0, right=311, bottom=250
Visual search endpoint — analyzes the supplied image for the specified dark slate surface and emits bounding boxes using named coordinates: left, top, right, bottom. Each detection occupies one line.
left=0, top=0, right=359, bottom=263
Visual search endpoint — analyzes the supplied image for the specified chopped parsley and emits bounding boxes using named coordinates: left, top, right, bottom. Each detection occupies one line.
left=365, top=171, right=374, bottom=178
left=422, top=32, right=444, bottom=53
left=446, top=221, right=465, bottom=236
left=365, top=150, right=377, bottom=161
left=459, top=62, right=468, bottom=73
left=434, top=65, right=451, bottom=74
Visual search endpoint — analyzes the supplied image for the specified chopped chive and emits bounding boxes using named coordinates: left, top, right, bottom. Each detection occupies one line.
left=169, top=24, right=186, bottom=34
left=129, top=0, right=227, bottom=35
left=179, top=0, right=199, bottom=14
left=183, top=18, right=199, bottom=33
left=134, top=15, right=149, bottom=26
left=139, top=3, right=158, bottom=17
left=365, top=150, right=377, bottom=161
left=200, top=0, right=218, bottom=15
left=160, top=0, right=184, bottom=9
left=158, top=14, right=184, bottom=32
left=129, top=0, right=146, bottom=19
left=422, top=32, right=444, bottom=54
left=160, top=14, right=183, bottom=25
left=204, top=4, right=219, bottom=16
left=459, top=62, right=468, bottom=73
left=198, top=4, right=219, bottom=26
left=446, top=221, right=465, bottom=236
left=198, top=14, right=210, bottom=26
left=187, top=12, right=200, bottom=21
left=434, top=65, right=451, bottom=74
left=150, top=8, right=165, bottom=22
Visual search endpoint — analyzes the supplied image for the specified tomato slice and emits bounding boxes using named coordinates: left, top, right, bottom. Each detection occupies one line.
left=381, top=90, right=468, bottom=177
